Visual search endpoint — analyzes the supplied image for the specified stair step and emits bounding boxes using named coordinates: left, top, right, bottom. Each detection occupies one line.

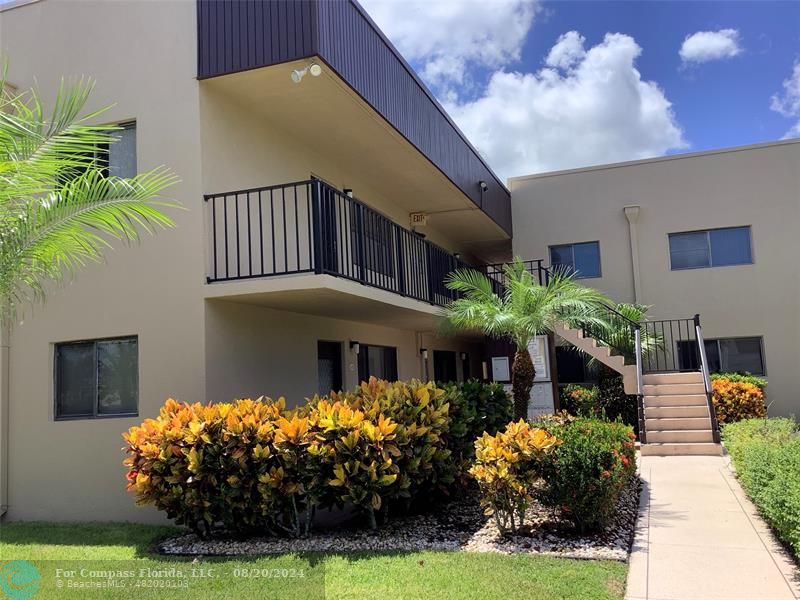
left=644, top=394, right=708, bottom=408
left=646, top=430, right=715, bottom=443
left=646, top=405, right=709, bottom=419
left=643, top=372, right=704, bottom=385
left=645, top=417, right=712, bottom=431
left=643, top=383, right=706, bottom=396
left=641, top=442, right=723, bottom=456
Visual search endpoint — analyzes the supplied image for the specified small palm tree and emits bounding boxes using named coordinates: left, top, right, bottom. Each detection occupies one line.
left=0, top=73, right=178, bottom=322
left=444, top=258, right=610, bottom=420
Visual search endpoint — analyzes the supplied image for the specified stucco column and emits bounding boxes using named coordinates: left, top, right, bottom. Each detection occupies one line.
left=624, top=205, right=642, bottom=303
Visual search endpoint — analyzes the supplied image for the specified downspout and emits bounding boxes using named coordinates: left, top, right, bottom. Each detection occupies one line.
left=0, top=322, right=9, bottom=517
left=623, top=206, right=642, bottom=303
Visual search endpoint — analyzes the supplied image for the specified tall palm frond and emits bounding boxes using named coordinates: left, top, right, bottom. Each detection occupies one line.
left=0, top=71, right=179, bottom=321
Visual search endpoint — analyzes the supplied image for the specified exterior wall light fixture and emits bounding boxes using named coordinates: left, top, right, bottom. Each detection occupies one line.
left=290, top=62, right=322, bottom=84
left=349, top=341, right=360, bottom=355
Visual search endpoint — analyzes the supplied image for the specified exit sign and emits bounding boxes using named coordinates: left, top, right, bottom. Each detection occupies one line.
left=410, top=212, right=428, bottom=226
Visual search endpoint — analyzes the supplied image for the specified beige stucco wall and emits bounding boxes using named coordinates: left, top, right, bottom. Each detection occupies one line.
left=511, top=140, right=800, bottom=416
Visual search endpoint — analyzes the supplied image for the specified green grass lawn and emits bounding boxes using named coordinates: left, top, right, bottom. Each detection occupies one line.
left=0, top=522, right=627, bottom=600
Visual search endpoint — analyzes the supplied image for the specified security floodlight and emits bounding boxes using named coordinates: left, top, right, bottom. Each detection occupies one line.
left=290, top=63, right=322, bottom=84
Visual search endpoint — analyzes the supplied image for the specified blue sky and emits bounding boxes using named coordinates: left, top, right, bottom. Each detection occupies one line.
left=362, top=0, right=800, bottom=179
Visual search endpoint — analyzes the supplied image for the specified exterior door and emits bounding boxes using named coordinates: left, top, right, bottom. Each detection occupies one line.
left=312, top=179, right=339, bottom=273
left=433, top=350, right=458, bottom=383
left=317, top=341, right=343, bottom=395
left=357, top=345, right=398, bottom=382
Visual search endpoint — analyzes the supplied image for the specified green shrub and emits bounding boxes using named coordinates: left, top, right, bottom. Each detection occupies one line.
left=441, top=380, right=513, bottom=464
left=597, top=369, right=638, bottom=434
left=536, top=418, right=636, bottom=534
left=723, top=418, right=800, bottom=558
left=559, top=384, right=600, bottom=418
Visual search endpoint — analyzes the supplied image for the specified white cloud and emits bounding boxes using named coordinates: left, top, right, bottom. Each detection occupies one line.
left=445, top=32, right=686, bottom=179
left=679, top=29, right=742, bottom=64
left=545, top=31, right=586, bottom=70
left=360, top=0, right=537, bottom=92
left=770, top=62, right=800, bottom=138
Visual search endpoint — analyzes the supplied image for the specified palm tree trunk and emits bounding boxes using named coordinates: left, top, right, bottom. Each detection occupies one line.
left=512, top=347, right=536, bottom=420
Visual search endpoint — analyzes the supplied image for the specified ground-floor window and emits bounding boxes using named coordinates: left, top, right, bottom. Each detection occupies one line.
left=317, top=340, right=343, bottom=395
left=433, top=350, right=457, bottom=382
left=677, top=336, right=765, bottom=375
left=55, top=336, right=138, bottom=420
left=357, top=344, right=398, bottom=382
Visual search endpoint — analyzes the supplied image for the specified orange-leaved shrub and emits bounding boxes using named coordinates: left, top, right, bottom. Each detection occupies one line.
left=330, top=378, right=456, bottom=503
left=123, top=378, right=457, bottom=537
left=469, top=420, right=560, bottom=534
left=711, top=378, right=766, bottom=424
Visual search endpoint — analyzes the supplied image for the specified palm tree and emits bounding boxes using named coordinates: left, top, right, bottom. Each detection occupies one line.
left=444, top=258, right=610, bottom=420
left=0, top=73, right=178, bottom=322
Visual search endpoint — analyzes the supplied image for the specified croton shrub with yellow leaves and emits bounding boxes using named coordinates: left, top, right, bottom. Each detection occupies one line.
left=469, top=420, right=560, bottom=534
left=123, top=378, right=457, bottom=537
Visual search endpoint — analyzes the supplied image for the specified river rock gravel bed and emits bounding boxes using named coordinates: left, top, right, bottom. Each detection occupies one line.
left=158, top=476, right=641, bottom=561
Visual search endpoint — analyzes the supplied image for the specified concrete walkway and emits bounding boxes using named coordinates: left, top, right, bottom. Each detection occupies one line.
left=626, top=455, right=800, bottom=600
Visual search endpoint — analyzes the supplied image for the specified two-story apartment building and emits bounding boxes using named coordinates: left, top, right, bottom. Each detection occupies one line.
left=511, top=139, right=800, bottom=417
left=0, top=0, right=511, bottom=522
left=0, top=0, right=797, bottom=523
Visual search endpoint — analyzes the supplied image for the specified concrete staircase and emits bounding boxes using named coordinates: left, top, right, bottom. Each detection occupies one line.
left=553, top=322, right=638, bottom=394
left=640, top=372, right=722, bottom=456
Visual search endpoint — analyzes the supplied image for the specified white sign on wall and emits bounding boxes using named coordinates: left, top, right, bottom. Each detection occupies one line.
left=491, top=356, right=510, bottom=382
left=528, top=335, right=550, bottom=382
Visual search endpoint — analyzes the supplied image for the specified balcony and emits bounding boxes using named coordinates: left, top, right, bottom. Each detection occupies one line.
left=204, top=180, right=476, bottom=324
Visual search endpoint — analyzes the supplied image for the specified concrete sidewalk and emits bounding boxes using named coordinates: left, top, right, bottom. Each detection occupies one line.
left=626, top=455, right=800, bottom=600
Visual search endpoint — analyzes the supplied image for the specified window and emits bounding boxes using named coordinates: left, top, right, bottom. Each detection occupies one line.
left=357, top=345, right=398, bottom=381
left=55, top=337, right=138, bottom=419
left=550, top=242, right=601, bottom=278
left=677, top=337, right=765, bottom=375
left=669, top=226, right=752, bottom=270
left=61, top=122, right=137, bottom=184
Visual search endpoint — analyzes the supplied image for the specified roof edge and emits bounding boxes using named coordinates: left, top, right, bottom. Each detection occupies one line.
left=509, top=137, right=800, bottom=184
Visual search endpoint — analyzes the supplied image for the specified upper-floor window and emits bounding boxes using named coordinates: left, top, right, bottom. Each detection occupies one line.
left=99, top=121, right=137, bottom=178
left=550, top=241, right=601, bottom=279
left=668, top=226, right=752, bottom=270
left=55, top=336, right=138, bottom=420
left=677, top=336, right=765, bottom=376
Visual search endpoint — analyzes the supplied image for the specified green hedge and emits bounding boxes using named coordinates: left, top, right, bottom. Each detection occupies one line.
left=535, top=417, right=637, bottom=534
left=723, top=418, right=800, bottom=558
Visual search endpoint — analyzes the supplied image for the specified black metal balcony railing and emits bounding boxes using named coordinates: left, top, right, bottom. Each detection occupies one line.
left=205, top=180, right=472, bottom=307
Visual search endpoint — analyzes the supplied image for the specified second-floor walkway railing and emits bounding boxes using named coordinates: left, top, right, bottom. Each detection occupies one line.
left=205, top=180, right=472, bottom=307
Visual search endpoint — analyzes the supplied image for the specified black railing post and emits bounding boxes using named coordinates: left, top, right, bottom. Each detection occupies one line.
left=311, top=180, right=323, bottom=274
left=396, top=230, right=406, bottom=296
